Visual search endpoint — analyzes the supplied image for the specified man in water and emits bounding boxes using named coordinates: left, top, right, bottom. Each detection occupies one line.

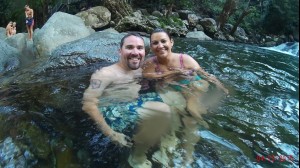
left=82, top=33, right=171, bottom=168
left=25, top=5, right=34, bottom=40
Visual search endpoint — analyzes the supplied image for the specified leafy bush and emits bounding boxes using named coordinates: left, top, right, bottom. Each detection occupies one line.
left=157, top=16, right=184, bottom=28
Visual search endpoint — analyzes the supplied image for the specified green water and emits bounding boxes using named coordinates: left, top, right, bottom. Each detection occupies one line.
left=0, top=39, right=298, bottom=167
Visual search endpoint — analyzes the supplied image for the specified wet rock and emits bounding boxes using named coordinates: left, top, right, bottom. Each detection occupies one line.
left=0, top=40, right=21, bottom=73
left=33, top=12, right=93, bottom=57
left=186, top=31, right=212, bottom=40
left=0, top=137, right=35, bottom=167
left=0, top=27, right=6, bottom=40
left=76, top=6, right=111, bottom=29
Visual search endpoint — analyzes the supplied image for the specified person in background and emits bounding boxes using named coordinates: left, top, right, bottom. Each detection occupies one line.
left=5, top=21, right=13, bottom=37
left=25, top=5, right=34, bottom=40
left=82, top=32, right=171, bottom=168
left=11, top=22, right=17, bottom=35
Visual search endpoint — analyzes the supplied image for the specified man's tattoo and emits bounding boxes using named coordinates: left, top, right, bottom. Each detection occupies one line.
left=91, top=79, right=102, bottom=89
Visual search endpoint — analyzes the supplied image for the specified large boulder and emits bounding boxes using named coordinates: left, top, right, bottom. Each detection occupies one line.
left=5, top=33, right=27, bottom=53
left=186, top=31, right=212, bottom=40
left=199, top=18, right=218, bottom=37
left=0, top=40, right=20, bottom=73
left=33, top=12, right=93, bottom=57
left=164, top=24, right=189, bottom=37
left=115, top=11, right=154, bottom=33
left=234, top=27, right=248, bottom=42
left=0, top=27, right=6, bottom=40
left=177, top=10, right=194, bottom=20
left=35, top=31, right=150, bottom=71
left=187, top=14, right=201, bottom=28
left=75, top=6, right=111, bottom=29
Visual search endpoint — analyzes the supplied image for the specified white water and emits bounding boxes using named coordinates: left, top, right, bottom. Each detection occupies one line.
left=261, top=42, right=299, bottom=57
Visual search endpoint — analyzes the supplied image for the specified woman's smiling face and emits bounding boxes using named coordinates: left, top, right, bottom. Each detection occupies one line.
left=150, top=32, right=173, bottom=58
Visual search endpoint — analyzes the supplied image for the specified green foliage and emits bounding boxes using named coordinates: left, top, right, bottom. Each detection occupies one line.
left=240, top=7, right=263, bottom=33
left=132, top=0, right=192, bottom=11
left=163, top=0, right=193, bottom=9
left=262, top=0, right=299, bottom=35
left=157, top=15, right=184, bottom=28
left=193, top=0, right=226, bottom=17
left=0, top=0, right=13, bottom=27
left=0, top=0, right=298, bottom=38
left=227, top=1, right=259, bottom=30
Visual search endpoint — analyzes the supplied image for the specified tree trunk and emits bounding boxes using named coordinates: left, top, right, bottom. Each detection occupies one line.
left=217, top=0, right=237, bottom=30
left=230, top=8, right=253, bottom=35
left=103, top=0, right=133, bottom=23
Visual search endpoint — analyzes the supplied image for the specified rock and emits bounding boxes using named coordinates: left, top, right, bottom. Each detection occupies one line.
left=214, top=31, right=227, bottom=41
left=199, top=18, right=218, bottom=37
left=152, top=11, right=163, bottom=17
left=115, top=11, right=153, bottom=34
left=177, top=10, right=194, bottom=20
left=5, top=33, right=27, bottom=53
left=234, top=27, right=248, bottom=42
left=0, top=27, right=6, bottom=40
left=186, top=31, right=212, bottom=40
left=33, top=12, right=93, bottom=57
left=102, top=28, right=119, bottom=34
left=139, top=9, right=149, bottom=16
left=0, top=137, right=35, bottom=167
left=38, top=31, right=149, bottom=71
left=187, top=14, right=200, bottom=28
left=195, top=24, right=204, bottom=31
left=76, top=6, right=111, bottom=29
left=0, top=40, right=20, bottom=73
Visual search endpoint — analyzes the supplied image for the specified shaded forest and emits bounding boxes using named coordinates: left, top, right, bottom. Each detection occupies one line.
left=0, top=0, right=298, bottom=40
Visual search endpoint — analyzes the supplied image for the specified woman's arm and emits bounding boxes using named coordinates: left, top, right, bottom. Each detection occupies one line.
left=142, top=58, right=182, bottom=79
left=183, top=54, right=229, bottom=94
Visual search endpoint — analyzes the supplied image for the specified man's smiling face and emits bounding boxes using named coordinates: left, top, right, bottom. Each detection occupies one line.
left=119, top=35, right=145, bottom=70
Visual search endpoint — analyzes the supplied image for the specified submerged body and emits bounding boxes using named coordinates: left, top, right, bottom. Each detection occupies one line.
left=142, top=28, right=228, bottom=166
left=82, top=33, right=171, bottom=168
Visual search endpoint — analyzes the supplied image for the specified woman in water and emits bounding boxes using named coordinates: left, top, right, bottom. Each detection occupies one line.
left=142, top=28, right=228, bottom=166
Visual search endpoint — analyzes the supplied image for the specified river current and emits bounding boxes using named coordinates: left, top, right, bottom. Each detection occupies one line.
left=0, top=39, right=298, bottom=168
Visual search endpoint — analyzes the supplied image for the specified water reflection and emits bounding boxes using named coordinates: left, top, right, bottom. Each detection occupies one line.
left=0, top=40, right=299, bottom=167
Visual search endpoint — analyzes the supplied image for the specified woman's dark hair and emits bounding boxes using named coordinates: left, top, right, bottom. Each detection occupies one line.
left=150, top=28, right=171, bottom=41
left=120, top=32, right=144, bottom=48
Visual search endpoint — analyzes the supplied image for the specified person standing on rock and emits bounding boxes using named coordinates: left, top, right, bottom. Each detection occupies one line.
left=25, top=5, right=34, bottom=40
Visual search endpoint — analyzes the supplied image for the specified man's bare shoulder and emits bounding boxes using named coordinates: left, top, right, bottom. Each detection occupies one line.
left=91, top=65, right=116, bottom=80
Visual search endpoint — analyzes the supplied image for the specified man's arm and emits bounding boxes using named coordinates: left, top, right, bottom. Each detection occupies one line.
left=82, top=69, right=132, bottom=147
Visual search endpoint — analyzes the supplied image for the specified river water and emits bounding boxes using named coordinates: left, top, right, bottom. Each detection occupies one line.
left=0, top=39, right=298, bottom=168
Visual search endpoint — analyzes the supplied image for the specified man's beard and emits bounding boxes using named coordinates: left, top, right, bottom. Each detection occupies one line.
left=127, top=55, right=142, bottom=70
left=127, top=61, right=140, bottom=70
